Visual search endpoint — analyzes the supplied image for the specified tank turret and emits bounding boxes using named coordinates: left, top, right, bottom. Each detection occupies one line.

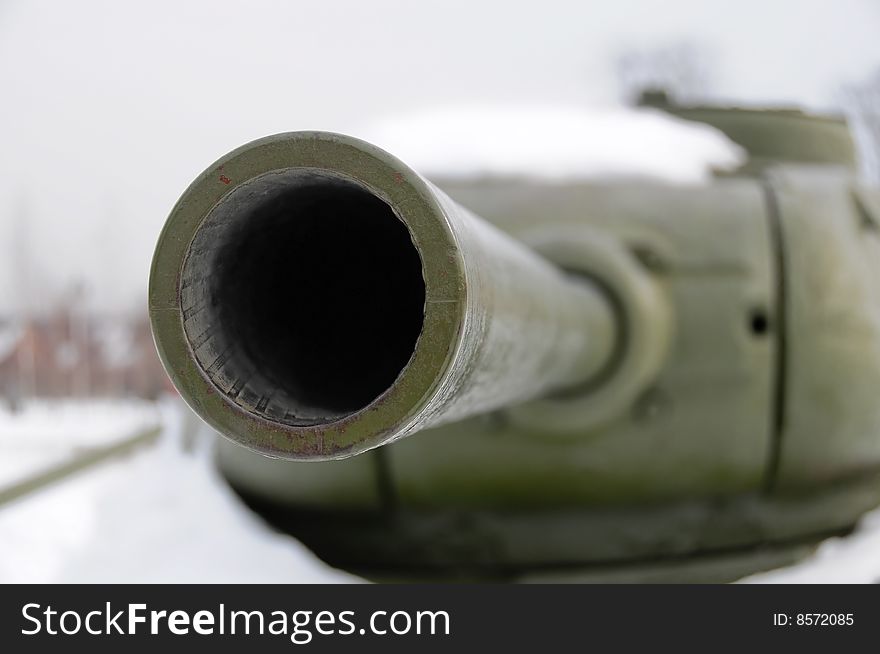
left=150, top=106, right=880, bottom=581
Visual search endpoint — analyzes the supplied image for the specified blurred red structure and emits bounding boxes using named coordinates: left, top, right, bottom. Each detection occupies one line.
left=0, top=306, right=170, bottom=404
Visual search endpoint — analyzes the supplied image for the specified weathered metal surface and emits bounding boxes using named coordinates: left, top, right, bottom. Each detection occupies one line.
left=387, top=179, right=774, bottom=505
left=157, top=102, right=880, bottom=581
left=640, top=91, right=859, bottom=173
left=225, top=440, right=880, bottom=580
left=770, top=171, right=880, bottom=487
left=150, top=132, right=616, bottom=460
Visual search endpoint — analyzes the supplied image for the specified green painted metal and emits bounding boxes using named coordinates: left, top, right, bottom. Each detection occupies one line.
left=639, top=90, right=859, bottom=173
left=150, top=133, right=617, bottom=461
left=771, top=172, right=880, bottom=488
left=153, top=101, right=880, bottom=581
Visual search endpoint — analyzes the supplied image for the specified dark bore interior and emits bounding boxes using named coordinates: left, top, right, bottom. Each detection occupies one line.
left=183, top=170, right=426, bottom=425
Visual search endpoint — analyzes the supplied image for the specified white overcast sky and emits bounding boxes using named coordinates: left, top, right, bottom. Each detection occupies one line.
left=1, top=0, right=879, bottom=313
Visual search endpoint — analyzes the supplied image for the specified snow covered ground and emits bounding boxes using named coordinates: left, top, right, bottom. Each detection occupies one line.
left=0, top=397, right=354, bottom=583
left=0, top=399, right=159, bottom=488
left=1, top=397, right=879, bottom=583
left=743, top=511, right=880, bottom=583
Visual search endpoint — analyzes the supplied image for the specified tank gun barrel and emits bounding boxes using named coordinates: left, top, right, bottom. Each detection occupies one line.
left=150, top=132, right=617, bottom=460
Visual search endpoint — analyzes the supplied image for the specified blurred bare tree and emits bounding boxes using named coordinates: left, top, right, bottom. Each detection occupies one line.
left=839, top=69, right=880, bottom=184
left=615, top=41, right=717, bottom=105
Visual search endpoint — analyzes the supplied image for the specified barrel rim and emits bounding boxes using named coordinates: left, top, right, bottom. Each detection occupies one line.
left=149, top=131, right=467, bottom=459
